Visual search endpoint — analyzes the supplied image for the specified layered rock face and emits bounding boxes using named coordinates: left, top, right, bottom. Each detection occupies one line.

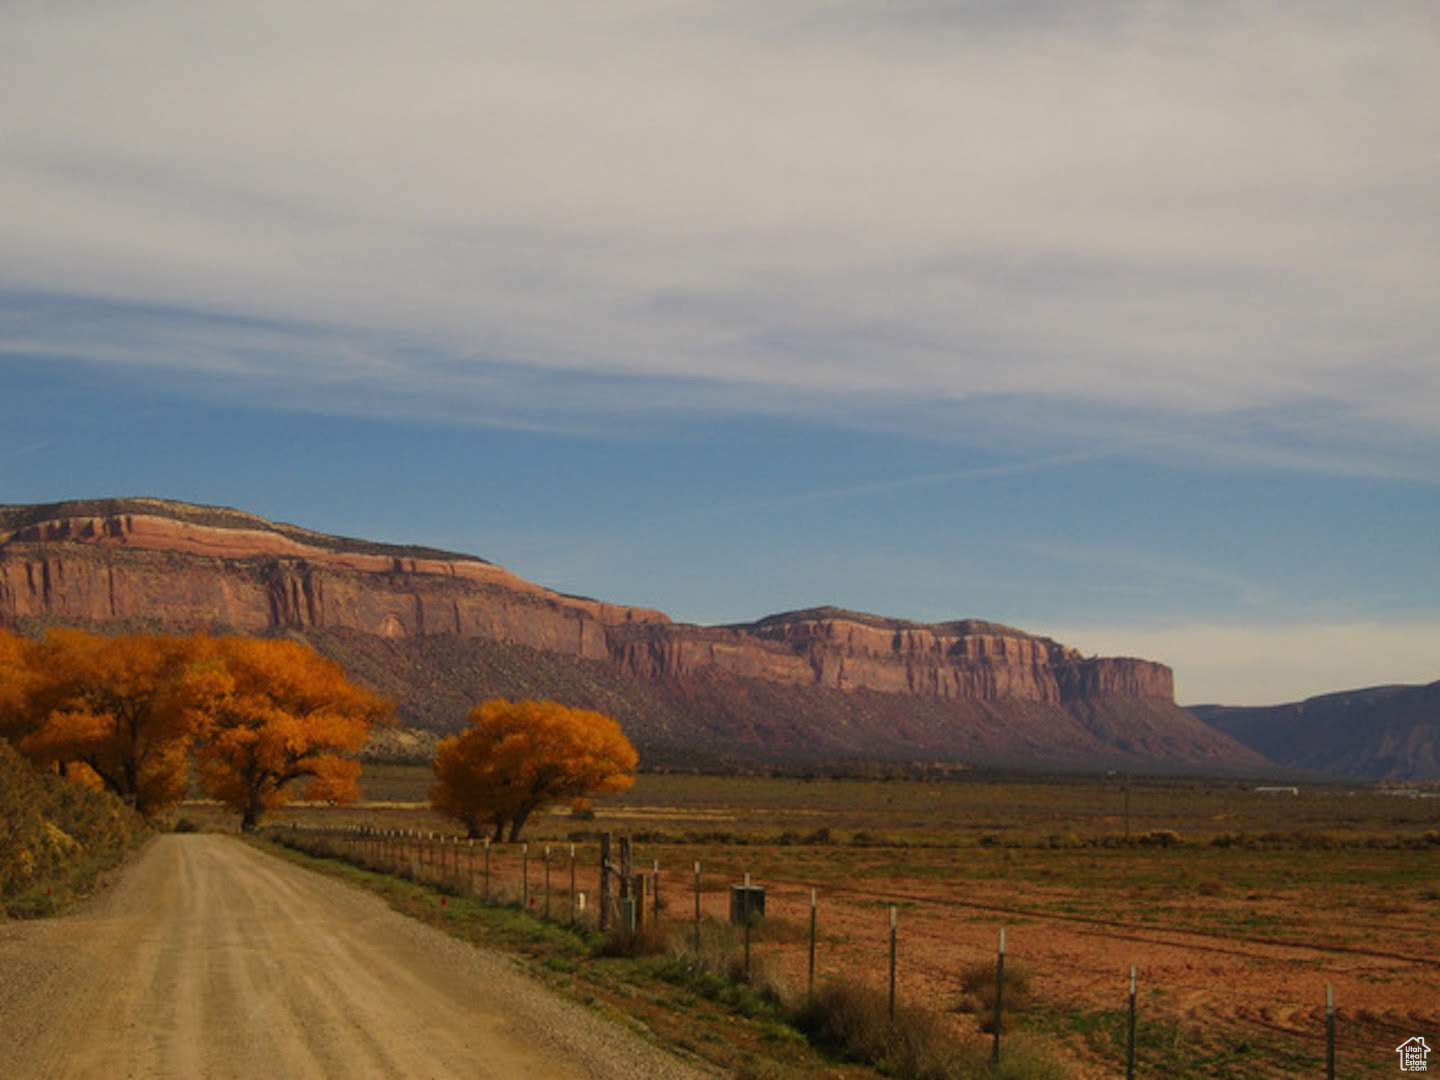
left=0, top=500, right=666, bottom=660
left=0, top=498, right=1258, bottom=770
left=607, top=615, right=1173, bottom=705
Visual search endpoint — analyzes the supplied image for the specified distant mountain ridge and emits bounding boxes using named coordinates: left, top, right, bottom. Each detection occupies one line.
left=0, top=497, right=1263, bottom=771
left=1193, top=682, right=1440, bottom=780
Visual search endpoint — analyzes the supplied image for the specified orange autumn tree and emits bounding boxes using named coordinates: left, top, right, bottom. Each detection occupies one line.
left=0, top=629, right=40, bottom=744
left=193, top=638, right=389, bottom=830
left=431, top=698, right=637, bottom=841
left=16, top=630, right=207, bottom=816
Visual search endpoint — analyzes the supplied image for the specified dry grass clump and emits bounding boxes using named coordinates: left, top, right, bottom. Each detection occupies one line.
left=668, top=917, right=789, bottom=998
left=795, top=981, right=1064, bottom=1080
left=596, top=918, right=670, bottom=958
left=956, top=960, right=1034, bottom=1032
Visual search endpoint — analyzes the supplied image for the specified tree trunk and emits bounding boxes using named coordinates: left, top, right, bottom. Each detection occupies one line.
left=241, top=797, right=261, bottom=832
left=507, top=810, right=532, bottom=843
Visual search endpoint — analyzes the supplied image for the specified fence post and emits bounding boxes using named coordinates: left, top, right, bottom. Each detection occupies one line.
left=1326, top=984, right=1335, bottom=1080
left=469, top=839, right=476, bottom=898
left=599, top=833, right=611, bottom=932
left=522, top=843, right=530, bottom=909
left=1127, top=966, right=1137, bottom=1080
left=888, top=905, right=898, bottom=1023
left=544, top=846, right=552, bottom=920
left=808, top=888, right=817, bottom=1003
left=652, top=859, right=661, bottom=923
left=1124, top=774, right=1132, bottom=843
left=743, top=871, right=753, bottom=983
left=619, top=836, right=634, bottom=932
left=693, top=861, right=702, bottom=955
left=483, top=837, right=491, bottom=901
left=570, top=844, right=577, bottom=924
left=992, top=927, right=1006, bottom=1065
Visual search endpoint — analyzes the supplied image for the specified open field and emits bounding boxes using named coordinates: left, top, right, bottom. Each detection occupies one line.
left=183, top=770, right=1440, bottom=1077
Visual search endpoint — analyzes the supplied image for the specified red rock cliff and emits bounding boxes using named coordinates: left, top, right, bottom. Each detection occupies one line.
left=0, top=501, right=1176, bottom=709
left=0, top=501, right=666, bottom=661
left=607, top=611, right=1173, bottom=704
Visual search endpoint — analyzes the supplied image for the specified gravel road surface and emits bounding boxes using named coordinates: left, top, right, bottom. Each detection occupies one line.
left=0, top=835, right=713, bottom=1080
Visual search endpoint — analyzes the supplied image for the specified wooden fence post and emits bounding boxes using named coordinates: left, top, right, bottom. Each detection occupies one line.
left=633, top=874, right=647, bottom=931
left=599, top=833, right=611, bottom=932
left=483, top=837, right=491, bottom=901
left=522, top=843, right=529, bottom=909
left=652, top=859, right=661, bottom=923
left=544, top=846, right=552, bottom=919
left=619, top=836, right=634, bottom=932
left=569, top=844, right=577, bottom=924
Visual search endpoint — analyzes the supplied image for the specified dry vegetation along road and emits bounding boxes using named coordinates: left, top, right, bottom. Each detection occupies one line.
left=0, top=834, right=709, bottom=1080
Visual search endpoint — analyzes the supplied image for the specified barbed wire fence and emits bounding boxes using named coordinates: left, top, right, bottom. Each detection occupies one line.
left=267, top=822, right=1401, bottom=1078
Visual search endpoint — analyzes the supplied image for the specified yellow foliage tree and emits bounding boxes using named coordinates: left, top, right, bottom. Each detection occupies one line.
left=431, top=698, right=637, bottom=841
left=15, top=630, right=206, bottom=816
left=0, top=629, right=39, bottom=743
left=192, top=638, right=389, bottom=830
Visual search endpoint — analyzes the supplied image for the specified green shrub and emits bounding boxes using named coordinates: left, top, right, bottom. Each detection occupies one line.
left=0, top=739, right=147, bottom=914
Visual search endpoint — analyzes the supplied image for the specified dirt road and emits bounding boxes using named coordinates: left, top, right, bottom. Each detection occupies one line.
left=0, top=835, right=711, bottom=1080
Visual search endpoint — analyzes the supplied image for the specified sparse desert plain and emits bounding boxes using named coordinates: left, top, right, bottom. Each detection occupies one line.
left=172, top=768, right=1440, bottom=1079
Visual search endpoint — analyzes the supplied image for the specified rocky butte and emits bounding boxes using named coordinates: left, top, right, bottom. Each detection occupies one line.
left=0, top=498, right=1262, bottom=770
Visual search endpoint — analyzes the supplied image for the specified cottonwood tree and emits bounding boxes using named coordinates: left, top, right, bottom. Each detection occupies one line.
left=431, top=698, right=637, bottom=841
left=15, top=630, right=206, bottom=816
left=193, top=638, right=389, bottom=830
left=0, top=630, right=39, bottom=744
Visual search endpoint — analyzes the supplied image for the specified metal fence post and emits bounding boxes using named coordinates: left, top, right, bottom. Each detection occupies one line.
left=888, top=905, right=898, bottom=1023
left=743, top=872, right=753, bottom=983
left=808, top=888, right=817, bottom=1003
left=1326, top=984, right=1336, bottom=1080
left=992, top=927, right=1006, bottom=1065
left=1127, top=966, right=1137, bottom=1080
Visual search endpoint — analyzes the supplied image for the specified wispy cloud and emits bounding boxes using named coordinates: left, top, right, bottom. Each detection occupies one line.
left=1, top=1, right=1436, bottom=458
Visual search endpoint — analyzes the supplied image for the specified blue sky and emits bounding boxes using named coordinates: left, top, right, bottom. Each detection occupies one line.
left=2, top=1, right=1437, bottom=704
